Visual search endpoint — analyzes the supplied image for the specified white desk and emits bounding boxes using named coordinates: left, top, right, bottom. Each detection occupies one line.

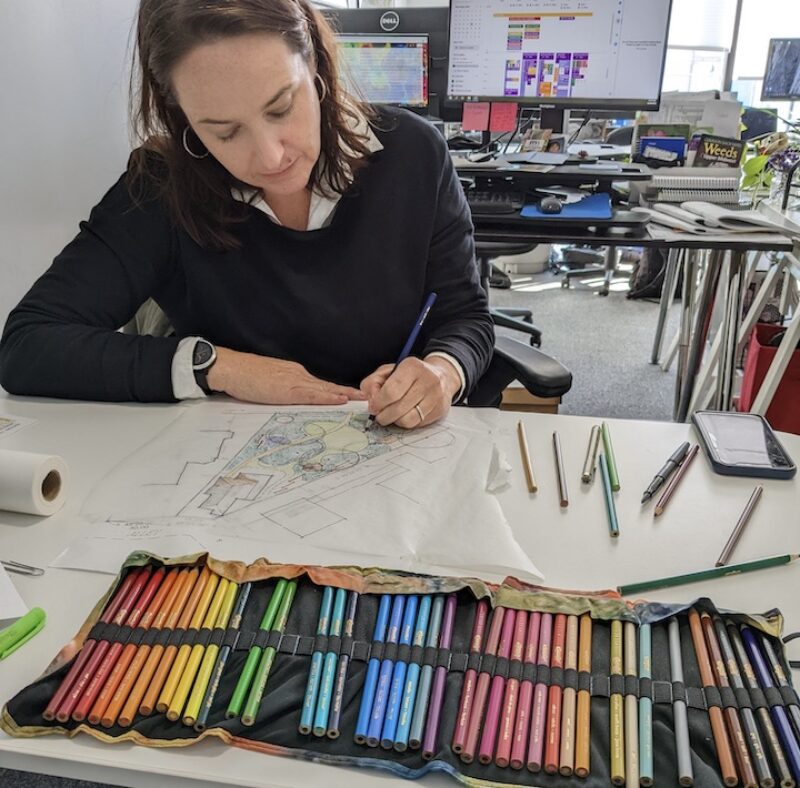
left=1, top=396, right=799, bottom=788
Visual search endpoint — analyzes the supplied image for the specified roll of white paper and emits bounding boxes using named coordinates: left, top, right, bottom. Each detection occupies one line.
left=0, top=449, right=69, bottom=515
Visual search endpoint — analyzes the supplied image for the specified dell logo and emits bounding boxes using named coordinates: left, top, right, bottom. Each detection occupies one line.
left=380, top=11, right=400, bottom=32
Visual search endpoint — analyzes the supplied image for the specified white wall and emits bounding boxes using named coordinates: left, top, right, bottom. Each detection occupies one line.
left=0, top=0, right=138, bottom=330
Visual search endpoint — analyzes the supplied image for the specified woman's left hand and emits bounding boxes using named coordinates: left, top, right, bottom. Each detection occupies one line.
left=360, top=356, right=462, bottom=429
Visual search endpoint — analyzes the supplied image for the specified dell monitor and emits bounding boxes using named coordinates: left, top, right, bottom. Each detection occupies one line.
left=761, top=39, right=800, bottom=102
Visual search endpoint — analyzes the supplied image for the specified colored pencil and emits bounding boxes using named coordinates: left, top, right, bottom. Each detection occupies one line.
left=226, top=578, right=287, bottom=720
left=624, top=621, right=639, bottom=788
left=756, top=632, right=800, bottom=752
left=313, top=587, right=347, bottom=737
left=667, top=617, right=693, bottom=787
left=599, top=452, right=620, bottom=537
left=553, top=431, right=569, bottom=507
left=355, top=594, right=391, bottom=745
left=452, top=598, right=489, bottom=754
left=610, top=619, right=625, bottom=786
left=527, top=611, right=554, bottom=772
left=517, top=420, right=537, bottom=493
left=559, top=614, right=579, bottom=777
left=574, top=613, right=593, bottom=779
left=544, top=613, right=567, bottom=774
left=688, top=609, right=738, bottom=787
left=327, top=590, right=359, bottom=739
left=422, top=593, right=457, bottom=760
left=511, top=610, right=541, bottom=770
left=194, top=581, right=252, bottom=732
left=602, top=421, right=620, bottom=491
left=654, top=444, right=699, bottom=516
left=182, top=578, right=238, bottom=727
left=716, top=486, right=764, bottom=566
left=496, top=609, right=528, bottom=768
left=409, top=594, right=444, bottom=750
left=462, top=606, right=506, bottom=763
left=395, top=594, right=432, bottom=751
left=638, top=623, right=654, bottom=787
left=382, top=594, right=418, bottom=748
left=367, top=594, right=406, bottom=747
left=478, top=608, right=516, bottom=764
left=241, top=579, right=297, bottom=726
left=44, top=568, right=142, bottom=721
left=299, top=586, right=334, bottom=735
left=581, top=424, right=601, bottom=483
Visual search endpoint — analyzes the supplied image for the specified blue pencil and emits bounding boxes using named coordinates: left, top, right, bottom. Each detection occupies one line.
left=638, top=623, right=653, bottom=786
left=367, top=595, right=406, bottom=747
left=409, top=595, right=445, bottom=749
left=395, top=595, right=432, bottom=751
left=381, top=595, right=419, bottom=749
left=599, top=453, right=620, bottom=537
left=327, top=591, right=359, bottom=739
left=313, top=587, right=347, bottom=736
left=299, top=586, right=334, bottom=735
left=355, top=594, right=391, bottom=744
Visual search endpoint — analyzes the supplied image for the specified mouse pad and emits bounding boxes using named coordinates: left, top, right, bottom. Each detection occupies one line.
left=521, top=193, right=612, bottom=220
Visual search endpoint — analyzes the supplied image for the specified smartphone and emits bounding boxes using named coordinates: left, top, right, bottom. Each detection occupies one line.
left=691, top=411, right=796, bottom=479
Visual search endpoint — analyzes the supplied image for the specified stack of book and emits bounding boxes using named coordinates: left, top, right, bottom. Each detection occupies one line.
left=632, top=167, right=741, bottom=206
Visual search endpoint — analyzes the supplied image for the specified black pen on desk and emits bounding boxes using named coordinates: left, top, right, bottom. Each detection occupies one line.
left=640, top=441, right=690, bottom=504
left=366, top=292, right=438, bottom=430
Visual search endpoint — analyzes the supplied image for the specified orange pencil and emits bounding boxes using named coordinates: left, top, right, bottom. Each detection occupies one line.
left=544, top=613, right=567, bottom=773
left=139, top=567, right=209, bottom=716
left=559, top=615, right=579, bottom=776
left=92, top=567, right=179, bottom=727
left=118, top=567, right=196, bottom=726
left=574, top=614, right=593, bottom=778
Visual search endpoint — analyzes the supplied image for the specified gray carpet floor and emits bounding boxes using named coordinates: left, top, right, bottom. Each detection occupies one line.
left=0, top=266, right=680, bottom=788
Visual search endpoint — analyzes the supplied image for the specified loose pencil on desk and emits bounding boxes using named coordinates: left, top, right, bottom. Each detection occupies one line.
left=553, top=431, right=569, bottom=507
left=638, top=623, right=653, bottom=787
left=313, top=587, right=347, bottom=737
left=182, top=578, right=239, bottom=727
left=667, top=618, right=693, bottom=787
left=511, top=610, right=541, bottom=770
left=382, top=595, right=419, bottom=748
left=496, top=609, right=528, bottom=768
left=422, top=593, right=457, bottom=760
left=527, top=611, right=554, bottom=772
left=654, top=444, right=699, bottom=517
left=517, top=420, right=537, bottom=493
left=599, top=452, right=620, bottom=537
left=395, top=594, right=432, bottom=751
left=409, top=594, right=445, bottom=750
left=241, top=579, right=297, bottom=726
left=355, top=594, right=391, bottom=744
left=623, top=622, right=639, bottom=787
left=544, top=613, right=567, bottom=774
left=299, top=586, right=334, bottom=735
left=559, top=614, right=579, bottom=777
left=601, top=422, right=620, bottom=491
left=327, top=590, right=359, bottom=739
left=194, top=581, right=252, bottom=732
left=581, top=424, right=601, bottom=483
left=716, top=485, right=764, bottom=567
left=452, top=598, right=489, bottom=754
left=609, top=619, right=625, bottom=786
left=226, top=577, right=288, bottom=720
left=574, top=613, right=593, bottom=779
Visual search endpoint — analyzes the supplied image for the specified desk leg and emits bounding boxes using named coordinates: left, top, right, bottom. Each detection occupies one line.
left=673, top=251, right=699, bottom=418
left=651, top=249, right=680, bottom=364
left=717, top=252, right=744, bottom=412
left=599, top=246, right=619, bottom=296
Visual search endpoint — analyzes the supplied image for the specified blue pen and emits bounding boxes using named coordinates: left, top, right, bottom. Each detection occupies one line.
left=381, top=595, right=419, bottom=749
left=299, top=586, right=334, bottom=735
left=366, top=595, right=406, bottom=747
left=394, top=594, right=432, bottom=751
left=409, top=595, right=444, bottom=749
left=313, top=587, right=347, bottom=736
left=354, top=594, right=392, bottom=744
left=366, top=292, right=438, bottom=428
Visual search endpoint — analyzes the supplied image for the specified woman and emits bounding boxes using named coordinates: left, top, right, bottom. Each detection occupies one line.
left=0, top=0, right=493, bottom=429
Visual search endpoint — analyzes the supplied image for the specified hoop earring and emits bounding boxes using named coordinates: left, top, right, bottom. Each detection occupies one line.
left=314, top=73, right=328, bottom=103
left=182, top=126, right=209, bottom=159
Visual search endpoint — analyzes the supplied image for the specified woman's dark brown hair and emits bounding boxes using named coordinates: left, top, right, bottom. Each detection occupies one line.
left=128, top=0, right=375, bottom=249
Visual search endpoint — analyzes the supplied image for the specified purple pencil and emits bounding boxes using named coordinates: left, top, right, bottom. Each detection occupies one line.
left=422, top=594, right=457, bottom=760
left=527, top=612, right=554, bottom=772
left=479, top=609, right=517, bottom=764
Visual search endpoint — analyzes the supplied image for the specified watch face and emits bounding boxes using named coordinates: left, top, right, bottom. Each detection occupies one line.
left=193, top=340, right=214, bottom=368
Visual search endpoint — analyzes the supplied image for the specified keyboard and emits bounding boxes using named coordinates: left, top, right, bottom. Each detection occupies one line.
left=466, top=191, right=523, bottom=215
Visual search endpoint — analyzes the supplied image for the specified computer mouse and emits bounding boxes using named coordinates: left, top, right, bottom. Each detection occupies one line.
left=539, top=195, right=563, bottom=214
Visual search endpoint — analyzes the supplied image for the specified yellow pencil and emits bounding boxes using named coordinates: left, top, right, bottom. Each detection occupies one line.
left=157, top=571, right=220, bottom=714
left=610, top=619, right=625, bottom=786
left=182, top=580, right=238, bottom=727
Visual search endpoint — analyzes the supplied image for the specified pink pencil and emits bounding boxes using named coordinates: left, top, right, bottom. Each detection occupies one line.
left=496, top=609, right=529, bottom=767
left=510, top=611, right=541, bottom=769
left=479, top=608, right=517, bottom=763
left=526, top=612, right=554, bottom=772
left=461, top=606, right=506, bottom=763
left=544, top=613, right=567, bottom=773
left=452, top=599, right=489, bottom=754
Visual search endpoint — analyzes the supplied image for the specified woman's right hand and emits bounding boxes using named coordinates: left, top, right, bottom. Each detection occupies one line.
left=207, top=347, right=365, bottom=405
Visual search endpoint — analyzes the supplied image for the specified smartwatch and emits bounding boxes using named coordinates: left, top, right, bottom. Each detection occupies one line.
left=192, top=339, right=217, bottom=394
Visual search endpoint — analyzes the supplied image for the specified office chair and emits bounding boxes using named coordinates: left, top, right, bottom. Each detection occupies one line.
left=605, top=125, right=634, bottom=146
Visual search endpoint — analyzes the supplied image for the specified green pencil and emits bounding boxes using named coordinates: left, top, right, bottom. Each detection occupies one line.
left=601, top=422, right=620, bottom=491
left=241, top=579, right=298, bottom=726
left=226, top=578, right=288, bottom=719
left=618, top=553, right=799, bottom=597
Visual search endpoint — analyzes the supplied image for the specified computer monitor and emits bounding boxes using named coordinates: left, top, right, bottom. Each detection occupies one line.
left=761, top=39, right=800, bottom=101
left=336, top=34, right=429, bottom=108
left=446, top=0, right=673, bottom=112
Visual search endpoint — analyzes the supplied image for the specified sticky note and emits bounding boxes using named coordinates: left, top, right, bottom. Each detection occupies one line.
left=461, top=102, right=490, bottom=131
left=489, top=102, right=518, bottom=132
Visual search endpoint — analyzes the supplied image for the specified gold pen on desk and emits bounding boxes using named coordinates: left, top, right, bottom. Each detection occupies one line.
left=517, top=420, right=538, bottom=493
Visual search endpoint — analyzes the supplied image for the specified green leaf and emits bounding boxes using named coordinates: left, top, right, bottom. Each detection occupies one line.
left=742, top=154, right=768, bottom=176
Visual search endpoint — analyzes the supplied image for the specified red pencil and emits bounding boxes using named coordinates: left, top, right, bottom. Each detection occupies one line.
left=544, top=613, right=567, bottom=773
left=452, top=599, right=489, bottom=754
left=479, top=608, right=517, bottom=764
left=496, top=610, right=529, bottom=768
left=527, top=612, right=554, bottom=772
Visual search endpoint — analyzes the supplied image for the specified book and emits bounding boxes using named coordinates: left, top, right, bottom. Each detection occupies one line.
left=644, top=201, right=800, bottom=235
left=633, top=167, right=741, bottom=205
left=693, top=134, right=745, bottom=168
left=644, top=189, right=741, bottom=204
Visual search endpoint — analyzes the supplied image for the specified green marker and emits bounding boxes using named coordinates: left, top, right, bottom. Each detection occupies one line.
left=241, top=579, right=298, bottom=726
left=601, top=422, right=620, bottom=491
left=618, top=553, right=799, bottom=597
left=0, top=607, right=45, bottom=659
left=226, top=579, right=288, bottom=719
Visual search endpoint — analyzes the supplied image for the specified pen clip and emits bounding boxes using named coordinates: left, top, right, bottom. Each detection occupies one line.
left=1, top=560, right=44, bottom=577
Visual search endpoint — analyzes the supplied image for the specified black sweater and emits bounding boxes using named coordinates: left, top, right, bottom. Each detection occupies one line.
left=0, top=108, right=493, bottom=402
